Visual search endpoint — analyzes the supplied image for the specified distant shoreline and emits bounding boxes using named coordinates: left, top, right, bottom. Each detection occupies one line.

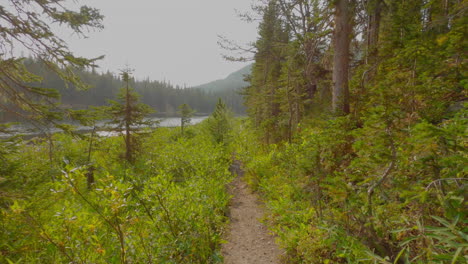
left=0, top=116, right=208, bottom=139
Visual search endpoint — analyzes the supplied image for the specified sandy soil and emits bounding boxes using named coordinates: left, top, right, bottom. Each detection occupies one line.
left=222, top=164, right=283, bottom=264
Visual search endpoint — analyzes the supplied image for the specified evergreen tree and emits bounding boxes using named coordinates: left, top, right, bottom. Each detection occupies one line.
left=106, top=69, right=154, bottom=163
left=241, top=0, right=467, bottom=262
left=207, top=98, right=232, bottom=145
left=178, top=103, right=195, bottom=135
left=0, top=0, right=103, bottom=177
left=0, top=57, right=247, bottom=122
left=0, top=1, right=103, bottom=125
left=244, top=0, right=288, bottom=144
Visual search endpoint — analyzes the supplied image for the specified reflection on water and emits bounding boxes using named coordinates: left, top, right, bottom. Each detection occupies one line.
left=0, top=116, right=208, bottom=138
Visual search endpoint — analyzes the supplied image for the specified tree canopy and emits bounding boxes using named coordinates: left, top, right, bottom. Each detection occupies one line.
left=236, top=0, right=467, bottom=262
left=0, top=0, right=104, bottom=126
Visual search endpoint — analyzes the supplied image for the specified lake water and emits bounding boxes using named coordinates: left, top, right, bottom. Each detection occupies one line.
left=0, top=116, right=208, bottom=138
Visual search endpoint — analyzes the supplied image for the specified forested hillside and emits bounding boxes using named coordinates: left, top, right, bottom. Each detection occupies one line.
left=26, top=57, right=247, bottom=115
left=194, top=64, right=251, bottom=92
left=234, top=0, right=467, bottom=263
left=0, top=58, right=246, bottom=122
left=192, top=64, right=252, bottom=114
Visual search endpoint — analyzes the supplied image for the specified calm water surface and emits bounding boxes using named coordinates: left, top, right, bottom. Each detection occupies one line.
left=0, top=116, right=208, bottom=138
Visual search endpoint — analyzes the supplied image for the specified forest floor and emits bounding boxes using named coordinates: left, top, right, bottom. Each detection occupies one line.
left=221, top=161, right=283, bottom=264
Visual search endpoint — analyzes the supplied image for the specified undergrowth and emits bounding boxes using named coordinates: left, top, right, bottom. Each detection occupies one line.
left=233, top=109, right=467, bottom=263
left=0, top=123, right=232, bottom=263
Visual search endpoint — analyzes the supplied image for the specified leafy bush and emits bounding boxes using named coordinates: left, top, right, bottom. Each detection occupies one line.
left=0, top=123, right=232, bottom=263
left=233, top=109, right=467, bottom=263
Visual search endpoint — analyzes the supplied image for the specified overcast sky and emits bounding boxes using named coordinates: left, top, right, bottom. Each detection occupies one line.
left=60, top=0, right=258, bottom=87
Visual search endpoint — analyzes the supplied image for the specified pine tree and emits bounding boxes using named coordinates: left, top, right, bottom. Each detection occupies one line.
left=0, top=1, right=103, bottom=125
left=178, top=103, right=195, bottom=135
left=207, top=99, right=232, bottom=145
left=106, top=69, right=154, bottom=163
left=244, top=0, right=288, bottom=144
left=242, top=0, right=467, bottom=262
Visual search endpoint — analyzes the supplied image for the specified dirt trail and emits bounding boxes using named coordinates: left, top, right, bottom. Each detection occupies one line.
left=222, top=161, right=283, bottom=264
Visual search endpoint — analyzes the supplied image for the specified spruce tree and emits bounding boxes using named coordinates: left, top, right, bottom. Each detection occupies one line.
left=207, top=99, right=232, bottom=145
left=245, top=0, right=288, bottom=144
left=106, top=69, right=154, bottom=163
left=178, top=104, right=195, bottom=135
left=0, top=0, right=103, bottom=125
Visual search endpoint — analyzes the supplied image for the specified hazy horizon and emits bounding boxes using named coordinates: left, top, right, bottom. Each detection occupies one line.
left=54, top=0, right=258, bottom=87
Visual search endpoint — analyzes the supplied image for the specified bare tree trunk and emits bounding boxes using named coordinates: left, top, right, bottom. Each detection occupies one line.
left=332, top=0, right=351, bottom=115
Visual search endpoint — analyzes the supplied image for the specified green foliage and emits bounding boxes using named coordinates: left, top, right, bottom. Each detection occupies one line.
left=106, top=71, right=155, bottom=129
left=0, top=58, right=246, bottom=122
left=105, top=69, right=155, bottom=163
left=178, top=104, right=195, bottom=135
left=0, top=1, right=103, bottom=124
left=0, top=123, right=232, bottom=263
left=233, top=107, right=467, bottom=263
left=2, top=1, right=466, bottom=263
left=425, top=215, right=467, bottom=263
left=194, top=65, right=251, bottom=92
left=193, top=64, right=250, bottom=114
left=205, top=99, right=233, bottom=145
left=244, top=0, right=290, bottom=144
left=238, top=0, right=467, bottom=262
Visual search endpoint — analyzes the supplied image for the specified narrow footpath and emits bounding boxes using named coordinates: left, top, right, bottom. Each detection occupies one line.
left=222, top=161, right=283, bottom=264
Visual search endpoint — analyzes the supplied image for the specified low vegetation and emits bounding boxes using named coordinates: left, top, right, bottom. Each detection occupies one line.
left=231, top=0, right=467, bottom=262
left=1, top=120, right=233, bottom=263
left=234, top=109, right=466, bottom=263
left=1, top=0, right=466, bottom=263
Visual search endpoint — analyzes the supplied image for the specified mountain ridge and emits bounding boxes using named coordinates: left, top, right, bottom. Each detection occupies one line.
left=193, top=64, right=251, bottom=92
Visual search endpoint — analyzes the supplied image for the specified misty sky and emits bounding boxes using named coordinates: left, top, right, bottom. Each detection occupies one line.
left=61, top=0, right=258, bottom=87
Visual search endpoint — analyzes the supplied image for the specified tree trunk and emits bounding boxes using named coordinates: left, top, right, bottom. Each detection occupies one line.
left=125, top=80, right=132, bottom=163
left=181, top=118, right=184, bottom=135
left=367, top=0, right=381, bottom=62
left=332, top=0, right=351, bottom=115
